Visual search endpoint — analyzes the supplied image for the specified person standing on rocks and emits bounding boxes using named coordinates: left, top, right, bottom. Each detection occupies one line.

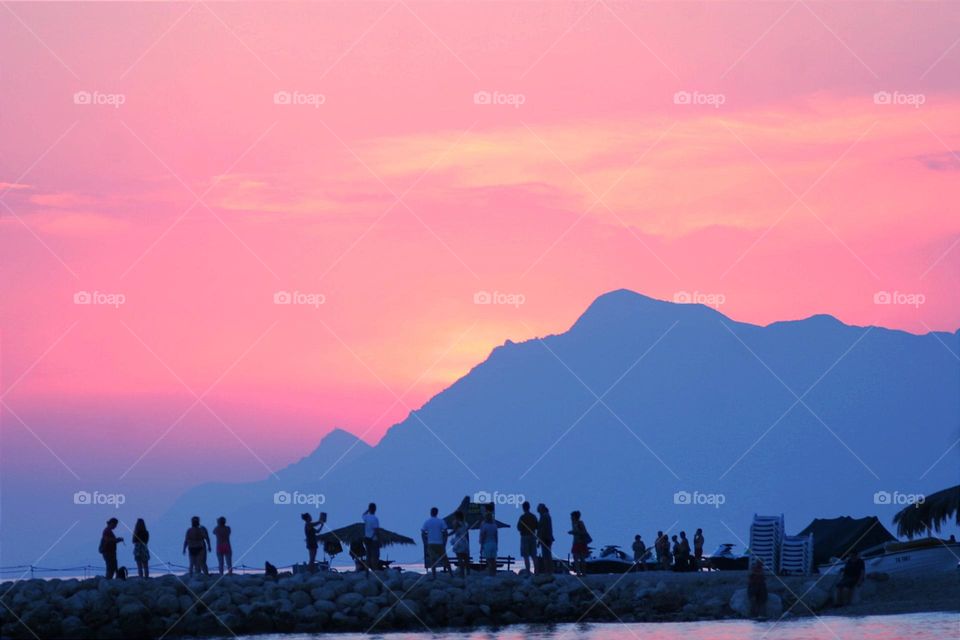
left=99, top=517, right=123, bottom=579
left=568, top=511, right=591, bottom=576
left=450, top=510, right=470, bottom=577
left=632, top=534, right=646, bottom=569
left=836, top=550, right=865, bottom=606
left=747, top=559, right=768, bottom=618
left=362, top=503, right=381, bottom=573
left=536, top=503, right=554, bottom=574
left=421, top=507, right=447, bottom=578
left=302, top=512, right=324, bottom=568
left=693, top=528, right=705, bottom=571
left=132, top=518, right=150, bottom=578
left=479, top=506, right=499, bottom=576
left=678, top=531, right=691, bottom=571
left=656, top=531, right=671, bottom=570
left=516, top=501, right=538, bottom=573
left=183, top=516, right=211, bottom=575
left=670, top=535, right=681, bottom=571
left=213, top=516, right=233, bottom=575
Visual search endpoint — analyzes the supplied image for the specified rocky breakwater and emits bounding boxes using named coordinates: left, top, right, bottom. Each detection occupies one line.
left=1, top=570, right=816, bottom=638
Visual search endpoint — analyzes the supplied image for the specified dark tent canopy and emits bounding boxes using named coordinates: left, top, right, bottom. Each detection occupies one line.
left=799, top=516, right=897, bottom=567
left=444, top=496, right=510, bottom=530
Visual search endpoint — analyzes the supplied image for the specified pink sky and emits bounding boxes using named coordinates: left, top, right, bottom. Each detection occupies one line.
left=1, top=1, right=959, bottom=484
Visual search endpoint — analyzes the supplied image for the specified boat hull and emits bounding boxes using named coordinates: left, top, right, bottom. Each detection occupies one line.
left=818, top=542, right=960, bottom=577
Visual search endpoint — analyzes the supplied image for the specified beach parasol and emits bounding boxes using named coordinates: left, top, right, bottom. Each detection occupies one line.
left=318, top=523, right=416, bottom=549
left=893, top=484, right=960, bottom=539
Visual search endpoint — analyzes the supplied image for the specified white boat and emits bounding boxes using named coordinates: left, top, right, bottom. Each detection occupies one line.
left=817, top=537, right=960, bottom=577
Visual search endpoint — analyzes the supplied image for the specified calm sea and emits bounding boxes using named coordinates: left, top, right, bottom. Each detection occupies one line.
left=222, top=612, right=959, bottom=640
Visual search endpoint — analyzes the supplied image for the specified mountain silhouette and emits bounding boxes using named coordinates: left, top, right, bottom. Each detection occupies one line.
left=117, top=290, right=960, bottom=566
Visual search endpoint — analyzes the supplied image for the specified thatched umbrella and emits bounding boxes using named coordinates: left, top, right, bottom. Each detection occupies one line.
left=318, top=522, right=416, bottom=555
left=893, top=484, right=960, bottom=539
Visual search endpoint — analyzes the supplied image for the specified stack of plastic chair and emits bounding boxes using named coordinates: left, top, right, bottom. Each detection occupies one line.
left=749, top=513, right=784, bottom=574
left=779, top=533, right=814, bottom=575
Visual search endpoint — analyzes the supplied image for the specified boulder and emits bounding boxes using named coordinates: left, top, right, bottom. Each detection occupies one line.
left=729, top=588, right=783, bottom=619
left=336, top=592, right=364, bottom=609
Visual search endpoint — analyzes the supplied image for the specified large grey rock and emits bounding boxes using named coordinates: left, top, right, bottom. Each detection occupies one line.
left=336, top=592, right=365, bottom=609
left=730, top=588, right=783, bottom=619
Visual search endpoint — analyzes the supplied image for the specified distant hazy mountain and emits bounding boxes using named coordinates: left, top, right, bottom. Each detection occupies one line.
left=119, top=290, right=960, bottom=566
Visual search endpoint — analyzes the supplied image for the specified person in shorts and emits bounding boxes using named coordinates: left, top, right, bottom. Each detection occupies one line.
left=421, top=507, right=447, bottom=577
left=516, top=501, right=539, bottom=573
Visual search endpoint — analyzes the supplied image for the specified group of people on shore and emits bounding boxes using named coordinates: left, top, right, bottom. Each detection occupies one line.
left=633, top=528, right=706, bottom=571
left=416, top=501, right=560, bottom=577
left=98, top=516, right=234, bottom=580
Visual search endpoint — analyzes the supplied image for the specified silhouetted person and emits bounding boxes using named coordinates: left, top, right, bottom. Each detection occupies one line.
left=362, top=503, right=380, bottom=573
left=100, top=518, right=123, bottom=579
left=302, top=512, right=324, bottom=567
left=422, top=507, right=446, bottom=577
left=655, top=531, right=671, bottom=570
left=678, top=531, right=691, bottom=571
left=517, top=501, right=538, bottom=573
left=132, top=518, right=150, bottom=578
left=213, top=516, right=233, bottom=575
left=837, top=550, right=865, bottom=605
left=479, top=505, right=499, bottom=576
left=183, top=516, right=211, bottom=575
left=536, top=503, right=554, bottom=574
left=693, top=528, right=705, bottom=571
left=632, top=534, right=646, bottom=569
left=569, top=510, right=590, bottom=576
left=671, top=535, right=680, bottom=571
left=748, top=560, right=768, bottom=618
left=450, top=510, right=470, bottom=577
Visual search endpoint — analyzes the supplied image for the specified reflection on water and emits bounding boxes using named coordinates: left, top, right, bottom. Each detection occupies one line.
left=230, top=612, right=958, bottom=640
